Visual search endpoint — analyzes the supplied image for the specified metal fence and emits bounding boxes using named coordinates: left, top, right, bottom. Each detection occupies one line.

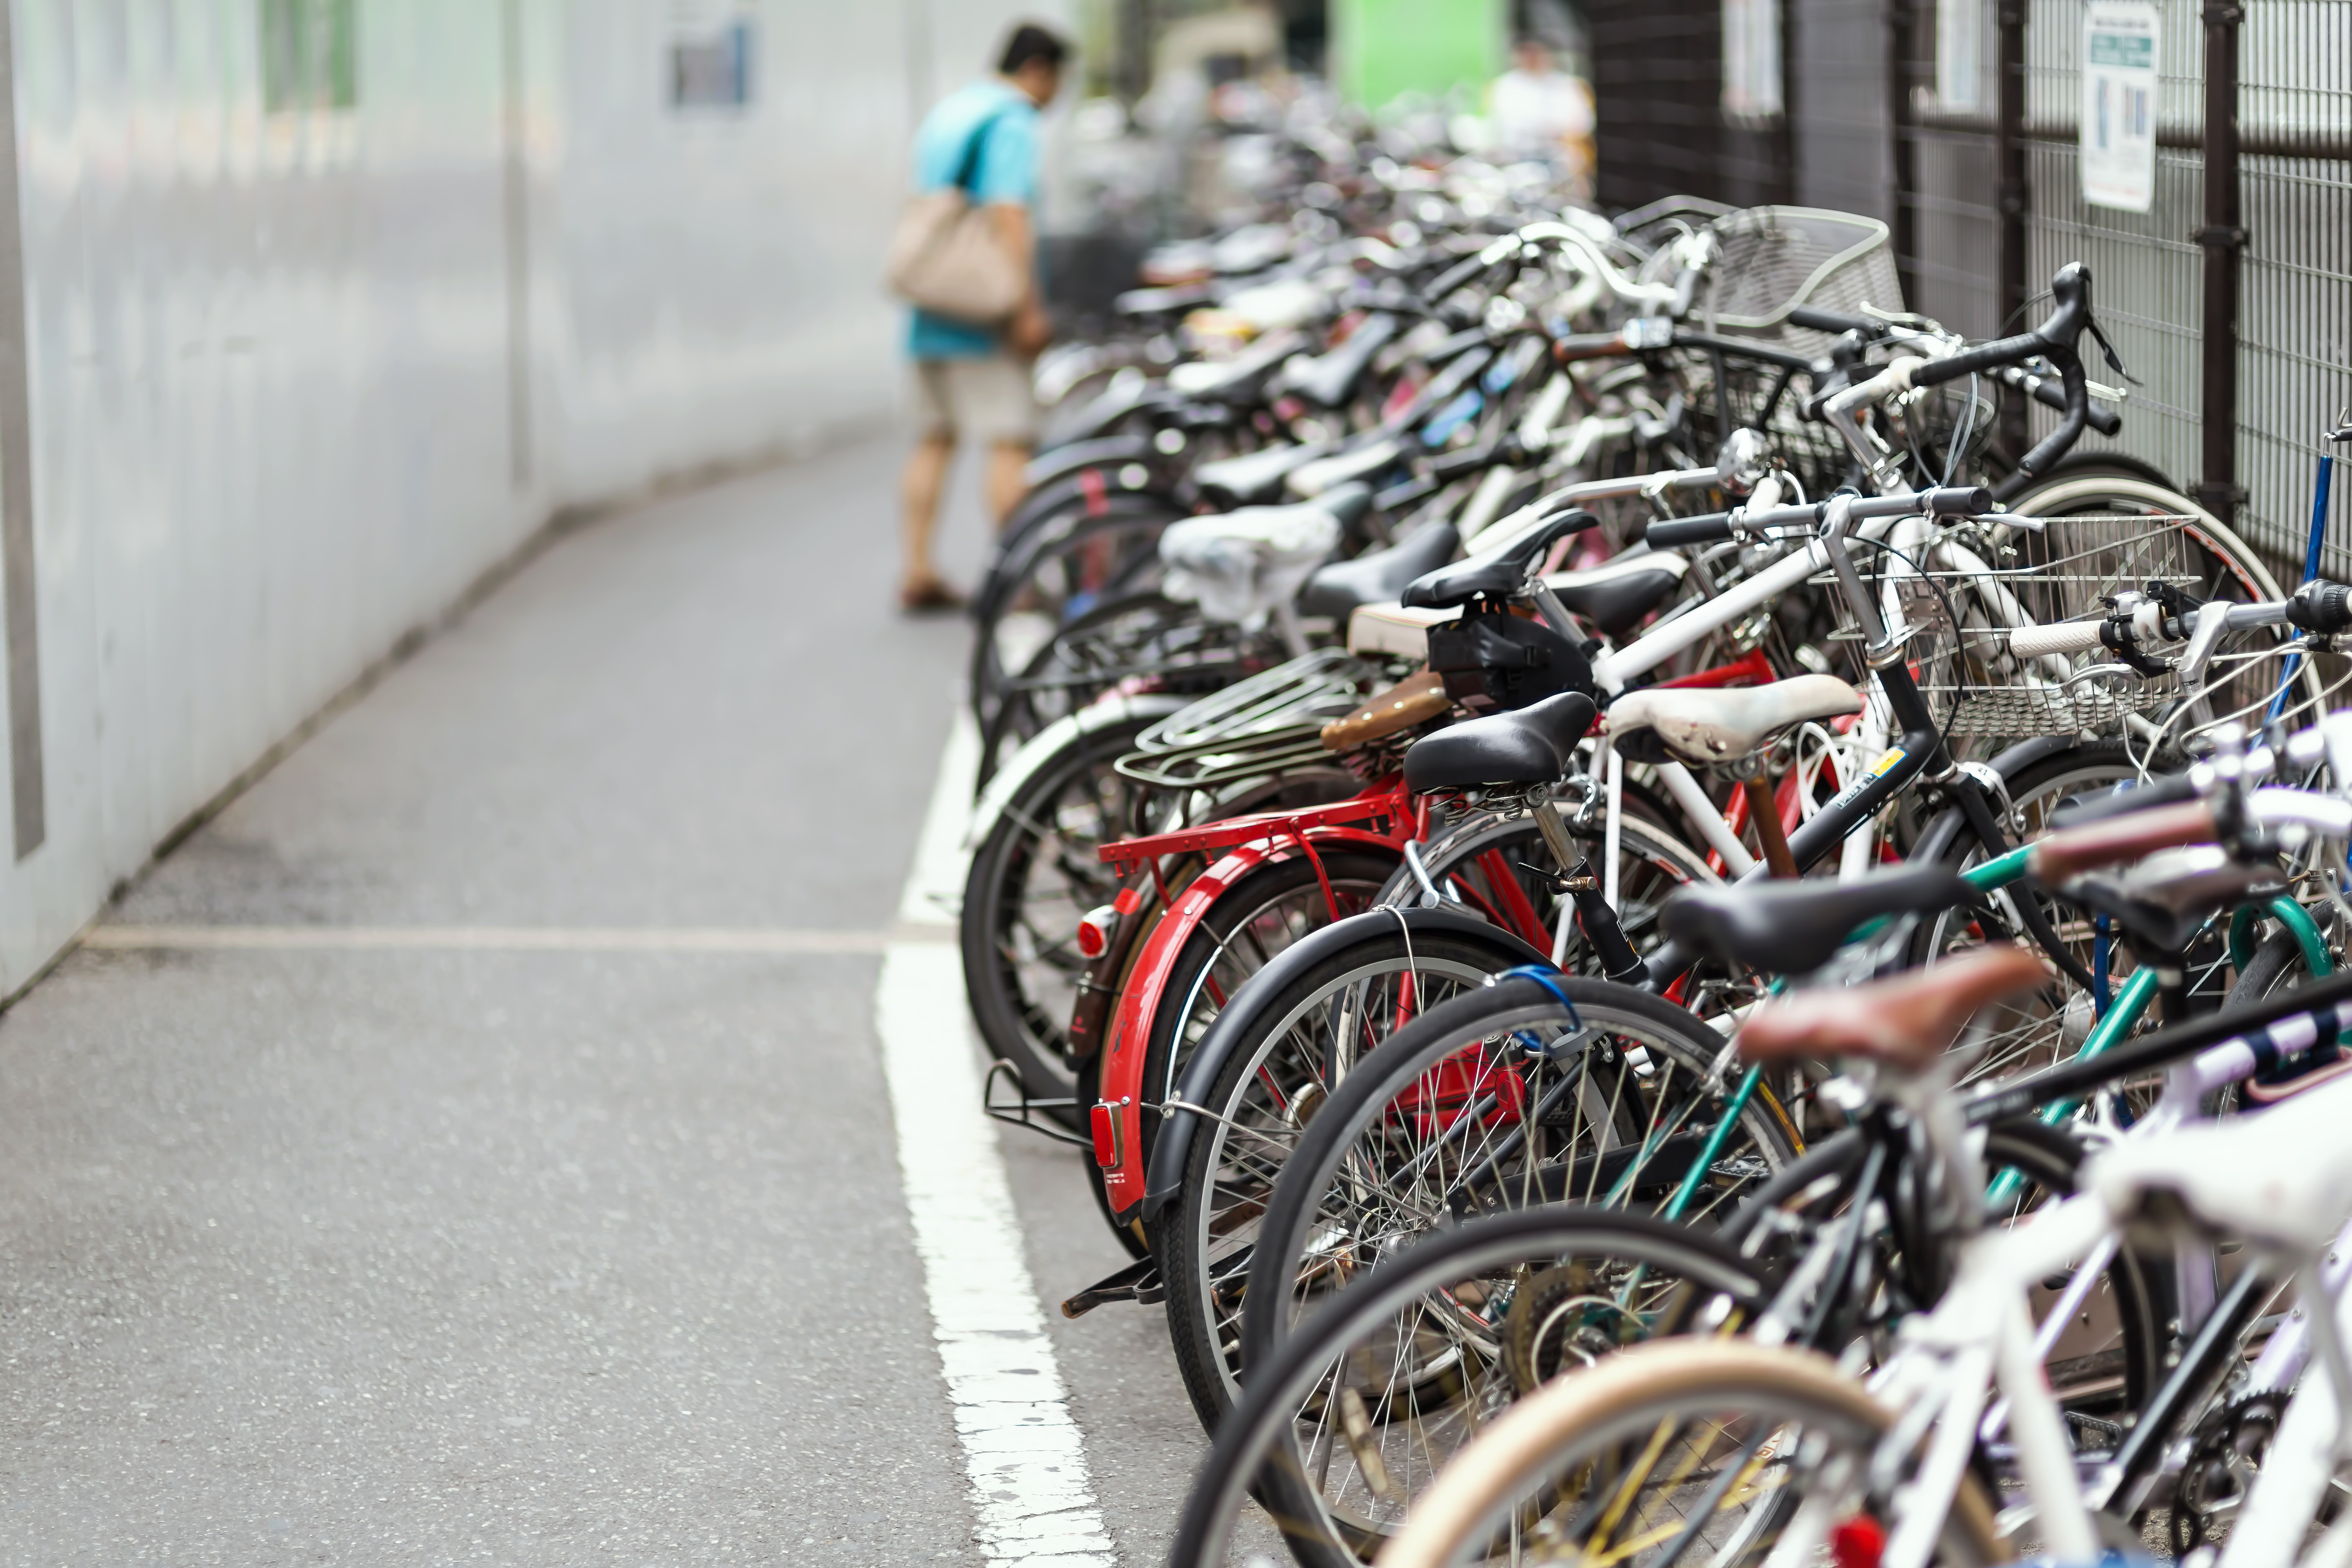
left=1596, top=0, right=2352, bottom=579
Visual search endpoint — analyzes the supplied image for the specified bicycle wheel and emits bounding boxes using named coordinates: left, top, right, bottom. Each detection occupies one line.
left=960, top=702, right=1179, bottom=1116
left=977, top=592, right=1278, bottom=792
left=1240, top=977, right=1799, bottom=1372
left=1906, top=739, right=2187, bottom=1090
left=1374, top=1337, right=2004, bottom=1568
left=1167, top=1208, right=1768, bottom=1568
left=970, top=495, right=1183, bottom=728
left=1151, top=924, right=1540, bottom=1430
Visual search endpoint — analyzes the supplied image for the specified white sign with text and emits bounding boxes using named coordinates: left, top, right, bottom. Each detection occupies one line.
left=2080, top=0, right=2161, bottom=212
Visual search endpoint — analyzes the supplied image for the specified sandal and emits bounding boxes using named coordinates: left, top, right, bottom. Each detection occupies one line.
left=898, top=578, right=967, bottom=615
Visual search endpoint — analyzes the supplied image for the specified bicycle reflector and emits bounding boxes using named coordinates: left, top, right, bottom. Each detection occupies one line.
left=1076, top=905, right=1118, bottom=960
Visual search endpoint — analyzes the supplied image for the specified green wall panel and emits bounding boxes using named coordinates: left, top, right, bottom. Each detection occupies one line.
left=1332, top=0, right=1506, bottom=109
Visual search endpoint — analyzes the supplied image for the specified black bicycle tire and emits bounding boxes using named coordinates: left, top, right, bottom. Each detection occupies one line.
left=959, top=710, right=1166, bottom=1121
left=1168, top=1208, right=1768, bottom=1568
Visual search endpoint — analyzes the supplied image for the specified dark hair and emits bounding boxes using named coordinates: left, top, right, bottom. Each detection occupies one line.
left=998, top=23, right=1069, bottom=76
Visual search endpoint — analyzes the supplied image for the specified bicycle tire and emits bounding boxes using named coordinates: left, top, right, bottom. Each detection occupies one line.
left=1240, top=976, right=1799, bottom=1372
left=960, top=707, right=1171, bottom=1119
left=1167, top=1207, right=1768, bottom=1568
left=1375, top=1337, right=2005, bottom=1568
left=1150, top=926, right=1538, bottom=1430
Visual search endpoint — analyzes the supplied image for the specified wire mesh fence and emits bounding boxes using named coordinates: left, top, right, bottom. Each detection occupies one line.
left=1601, top=0, right=2352, bottom=586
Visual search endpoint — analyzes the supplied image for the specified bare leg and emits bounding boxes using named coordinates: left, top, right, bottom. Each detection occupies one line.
left=984, top=440, right=1035, bottom=527
left=900, top=430, right=956, bottom=597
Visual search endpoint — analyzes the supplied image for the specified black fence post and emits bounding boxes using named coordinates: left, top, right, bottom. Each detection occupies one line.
left=1886, top=0, right=1917, bottom=307
left=2195, top=1, right=2245, bottom=519
left=1996, top=0, right=2029, bottom=455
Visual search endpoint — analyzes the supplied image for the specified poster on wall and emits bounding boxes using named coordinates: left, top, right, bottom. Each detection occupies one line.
left=1721, top=0, right=1783, bottom=120
left=2080, top=0, right=2160, bottom=212
left=669, top=0, right=756, bottom=110
left=1937, top=0, right=1983, bottom=111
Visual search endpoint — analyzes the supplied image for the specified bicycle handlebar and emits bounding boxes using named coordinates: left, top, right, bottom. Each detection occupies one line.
left=2028, top=798, right=2219, bottom=882
left=1787, top=304, right=1884, bottom=336
left=1642, top=486, right=1990, bottom=549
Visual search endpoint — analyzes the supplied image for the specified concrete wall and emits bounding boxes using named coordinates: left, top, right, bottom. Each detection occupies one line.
left=0, top=0, right=1065, bottom=992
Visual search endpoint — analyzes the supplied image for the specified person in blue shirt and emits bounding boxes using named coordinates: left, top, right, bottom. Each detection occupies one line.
left=898, top=23, right=1067, bottom=613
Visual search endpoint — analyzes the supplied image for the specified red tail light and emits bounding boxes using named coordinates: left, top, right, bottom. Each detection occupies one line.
left=1089, top=1101, right=1122, bottom=1169
left=1075, top=904, right=1117, bottom=960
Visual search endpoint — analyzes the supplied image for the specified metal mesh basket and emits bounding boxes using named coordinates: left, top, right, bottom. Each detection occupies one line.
left=1837, top=513, right=2285, bottom=741
left=1697, top=206, right=1906, bottom=362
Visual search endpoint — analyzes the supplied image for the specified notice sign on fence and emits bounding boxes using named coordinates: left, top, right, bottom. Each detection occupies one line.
left=2080, top=0, right=2160, bottom=212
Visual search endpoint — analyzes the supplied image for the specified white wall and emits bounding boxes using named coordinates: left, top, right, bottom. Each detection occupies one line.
left=0, top=0, right=1067, bottom=991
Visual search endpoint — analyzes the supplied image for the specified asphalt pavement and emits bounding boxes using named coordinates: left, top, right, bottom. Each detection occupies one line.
left=0, top=438, right=1218, bottom=1566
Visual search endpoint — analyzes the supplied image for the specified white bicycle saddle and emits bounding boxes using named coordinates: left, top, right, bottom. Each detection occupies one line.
left=1159, top=502, right=1343, bottom=631
left=1605, top=673, right=1864, bottom=765
left=2086, top=1069, right=2352, bottom=1254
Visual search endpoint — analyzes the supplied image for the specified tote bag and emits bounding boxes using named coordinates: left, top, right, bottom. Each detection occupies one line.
left=886, top=109, right=1027, bottom=327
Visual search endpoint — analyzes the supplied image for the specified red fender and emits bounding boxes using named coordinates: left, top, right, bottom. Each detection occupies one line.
left=1090, top=823, right=1405, bottom=1221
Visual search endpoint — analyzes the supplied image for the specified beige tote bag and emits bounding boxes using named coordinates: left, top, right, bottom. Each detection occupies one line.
left=886, top=110, right=1026, bottom=327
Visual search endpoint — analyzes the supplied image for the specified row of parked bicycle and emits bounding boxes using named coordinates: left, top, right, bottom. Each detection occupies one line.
left=950, top=118, right=2352, bottom=1565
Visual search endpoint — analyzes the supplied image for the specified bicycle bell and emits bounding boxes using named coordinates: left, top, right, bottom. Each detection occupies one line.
left=1714, top=427, right=1773, bottom=496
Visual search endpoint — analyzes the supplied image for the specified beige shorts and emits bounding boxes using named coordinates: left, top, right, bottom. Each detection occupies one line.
left=911, top=354, right=1039, bottom=445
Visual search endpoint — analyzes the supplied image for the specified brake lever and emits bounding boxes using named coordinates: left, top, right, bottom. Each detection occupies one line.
left=2084, top=316, right=2141, bottom=387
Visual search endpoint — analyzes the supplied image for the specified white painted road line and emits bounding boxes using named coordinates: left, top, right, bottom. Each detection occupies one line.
left=82, top=925, right=951, bottom=954
left=877, top=711, right=1115, bottom=1567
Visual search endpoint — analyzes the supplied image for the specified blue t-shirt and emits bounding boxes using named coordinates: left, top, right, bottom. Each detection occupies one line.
left=906, top=80, right=1040, bottom=361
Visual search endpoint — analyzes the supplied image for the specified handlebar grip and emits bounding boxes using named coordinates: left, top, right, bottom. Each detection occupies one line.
left=1920, top=484, right=1994, bottom=516
left=2027, top=798, right=2219, bottom=883
left=1555, top=331, right=1635, bottom=362
left=2008, top=620, right=2108, bottom=659
left=2288, top=579, right=2352, bottom=636
left=1788, top=305, right=1882, bottom=336
left=1645, top=513, right=1735, bottom=550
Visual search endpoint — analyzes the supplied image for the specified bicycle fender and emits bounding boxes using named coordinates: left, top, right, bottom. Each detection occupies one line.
left=1096, top=842, right=1276, bottom=1221
left=965, top=693, right=1189, bottom=851
left=1094, top=825, right=1406, bottom=1220
left=1138, top=907, right=1551, bottom=1224
left=1022, top=434, right=1155, bottom=494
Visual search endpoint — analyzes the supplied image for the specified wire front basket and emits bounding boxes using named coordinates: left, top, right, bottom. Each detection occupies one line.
left=1838, top=513, right=2298, bottom=743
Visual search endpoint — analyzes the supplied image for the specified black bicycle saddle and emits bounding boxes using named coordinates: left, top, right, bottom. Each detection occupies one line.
left=1660, top=864, right=1984, bottom=977
left=1402, top=692, right=1597, bottom=793
left=1298, top=517, right=1460, bottom=619
left=1403, top=510, right=1599, bottom=609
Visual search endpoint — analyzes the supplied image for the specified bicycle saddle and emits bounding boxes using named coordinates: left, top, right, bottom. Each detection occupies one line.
left=1274, top=313, right=1399, bottom=409
left=1298, top=517, right=1460, bottom=619
left=2059, top=845, right=2287, bottom=957
left=1607, top=675, right=1863, bottom=766
left=1402, top=691, right=1597, bottom=793
left=2086, top=1068, right=2352, bottom=1254
left=1736, top=946, right=2051, bottom=1075
left=1194, top=441, right=1333, bottom=507
left=1660, top=862, right=1984, bottom=977
left=1288, top=437, right=1406, bottom=499
left=1542, top=552, right=1688, bottom=639
left=1403, top=510, right=1601, bottom=609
